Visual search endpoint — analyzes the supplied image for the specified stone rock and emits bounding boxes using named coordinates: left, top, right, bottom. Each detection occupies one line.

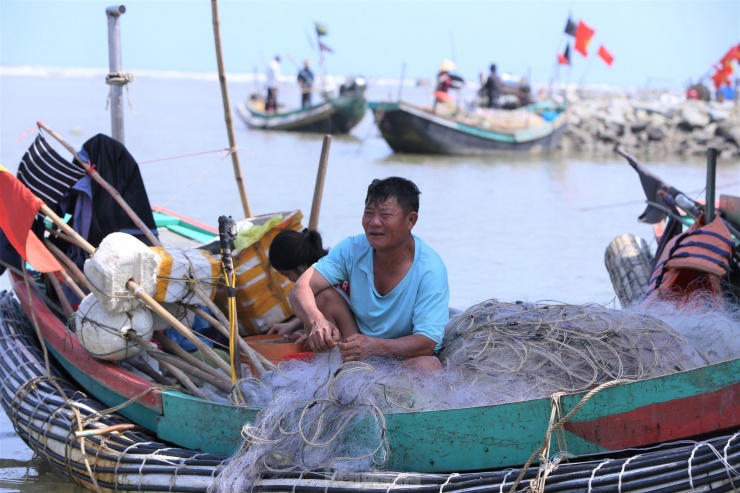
left=646, top=124, right=666, bottom=141
left=680, top=105, right=711, bottom=129
left=726, top=126, right=740, bottom=146
left=557, top=91, right=740, bottom=158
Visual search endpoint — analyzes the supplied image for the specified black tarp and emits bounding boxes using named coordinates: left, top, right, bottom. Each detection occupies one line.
left=76, top=133, right=158, bottom=248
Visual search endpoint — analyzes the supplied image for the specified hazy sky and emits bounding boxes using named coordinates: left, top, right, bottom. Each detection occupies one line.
left=1, top=0, right=739, bottom=90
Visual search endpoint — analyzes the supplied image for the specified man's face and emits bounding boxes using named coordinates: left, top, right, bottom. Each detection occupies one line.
left=362, top=197, right=417, bottom=251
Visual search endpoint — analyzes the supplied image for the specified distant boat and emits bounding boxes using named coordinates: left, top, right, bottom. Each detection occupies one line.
left=368, top=100, right=568, bottom=155
left=236, top=79, right=368, bottom=134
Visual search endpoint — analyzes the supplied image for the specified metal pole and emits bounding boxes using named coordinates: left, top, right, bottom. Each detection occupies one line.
left=106, top=5, right=126, bottom=144
left=705, top=147, right=718, bottom=222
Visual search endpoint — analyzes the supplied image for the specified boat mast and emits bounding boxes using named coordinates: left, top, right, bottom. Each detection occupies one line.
left=211, top=0, right=252, bottom=218
left=106, top=5, right=127, bottom=144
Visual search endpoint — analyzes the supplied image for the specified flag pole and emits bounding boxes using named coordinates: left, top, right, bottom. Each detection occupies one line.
left=211, top=0, right=252, bottom=219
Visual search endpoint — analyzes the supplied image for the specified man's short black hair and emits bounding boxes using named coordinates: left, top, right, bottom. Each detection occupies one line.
left=365, top=176, right=420, bottom=214
left=490, top=64, right=497, bottom=72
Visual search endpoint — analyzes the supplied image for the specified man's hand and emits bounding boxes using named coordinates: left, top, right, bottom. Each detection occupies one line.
left=336, top=334, right=379, bottom=362
left=306, top=319, right=341, bottom=352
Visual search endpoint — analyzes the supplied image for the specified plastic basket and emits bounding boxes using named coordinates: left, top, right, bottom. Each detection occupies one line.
left=215, top=210, right=303, bottom=335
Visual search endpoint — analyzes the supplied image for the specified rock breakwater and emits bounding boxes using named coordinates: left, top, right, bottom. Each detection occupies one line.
left=557, top=90, right=740, bottom=158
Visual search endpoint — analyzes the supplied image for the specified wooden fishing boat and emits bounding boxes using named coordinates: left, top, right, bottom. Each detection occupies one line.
left=5, top=205, right=740, bottom=472
left=236, top=84, right=368, bottom=134
left=368, top=99, right=567, bottom=155
left=3, top=286, right=740, bottom=492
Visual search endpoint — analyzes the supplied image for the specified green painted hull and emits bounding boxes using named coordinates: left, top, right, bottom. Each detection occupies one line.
left=236, top=91, right=367, bottom=134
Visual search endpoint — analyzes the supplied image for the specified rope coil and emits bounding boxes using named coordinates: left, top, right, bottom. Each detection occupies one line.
left=105, top=72, right=134, bottom=86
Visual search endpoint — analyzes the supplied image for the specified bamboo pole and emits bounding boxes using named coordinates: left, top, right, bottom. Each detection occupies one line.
left=153, top=332, right=233, bottom=390
left=45, top=225, right=87, bottom=251
left=47, top=261, right=86, bottom=304
left=187, top=304, right=275, bottom=373
left=309, top=135, right=331, bottom=231
left=210, top=0, right=251, bottom=218
left=43, top=239, right=90, bottom=295
left=46, top=272, right=74, bottom=319
left=126, top=280, right=232, bottom=376
left=36, top=120, right=161, bottom=247
left=35, top=202, right=232, bottom=375
left=157, top=358, right=208, bottom=400
left=148, top=349, right=233, bottom=394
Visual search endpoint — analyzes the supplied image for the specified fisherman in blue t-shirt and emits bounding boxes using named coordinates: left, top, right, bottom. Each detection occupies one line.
left=297, top=60, right=314, bottom=108
left=290, top=176, right=450, bottom=371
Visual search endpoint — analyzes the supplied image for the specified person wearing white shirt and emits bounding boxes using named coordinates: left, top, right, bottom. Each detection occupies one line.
left=265, top=55, right=281, bottom=112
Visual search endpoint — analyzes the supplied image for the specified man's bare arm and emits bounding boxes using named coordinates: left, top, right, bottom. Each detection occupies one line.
left=289, top=267, right=340, bottom=351
left=336, top=333, right=437, bottom=361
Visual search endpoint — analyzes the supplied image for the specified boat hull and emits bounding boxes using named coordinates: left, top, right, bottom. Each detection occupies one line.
left=11, top=270, right=740, bottom=472
left=369, top=101, right=567, bottom=155
left=237, top=91, right=367, bottom=134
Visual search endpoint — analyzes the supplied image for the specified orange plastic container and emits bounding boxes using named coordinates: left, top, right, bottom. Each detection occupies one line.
left=242, top=334, right=305, bottom=364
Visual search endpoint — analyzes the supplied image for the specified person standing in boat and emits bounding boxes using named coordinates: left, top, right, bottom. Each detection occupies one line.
left=297, top=60, right=315, bottom=108
left=289, top=176, right=450, bottom=371
left=433, top=60, right=464, bottom=112
left=265, top=55, right=281, bottom=112
left=478, top=63, right=502, bottom=109
left=267, top=228, right=350, bottom=335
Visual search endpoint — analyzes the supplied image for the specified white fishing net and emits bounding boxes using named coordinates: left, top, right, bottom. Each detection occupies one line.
left=213, top=299, right=709, bottom=492
left=439, top=299, right=703, bottom=402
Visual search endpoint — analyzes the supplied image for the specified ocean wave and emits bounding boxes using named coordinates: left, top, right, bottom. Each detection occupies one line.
left=1, top=65, right=648, bottom=94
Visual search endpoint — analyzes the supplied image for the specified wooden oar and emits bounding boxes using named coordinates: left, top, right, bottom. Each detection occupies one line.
left=37, top=120, right=161, bottom=247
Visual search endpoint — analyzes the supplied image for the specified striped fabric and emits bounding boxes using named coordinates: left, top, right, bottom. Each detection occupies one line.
left=17, top=134, right=85, bottom=209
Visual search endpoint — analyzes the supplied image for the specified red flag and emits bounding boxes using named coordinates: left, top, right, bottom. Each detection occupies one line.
left=0, top=164, right=62, bottom=272
left=574, top=20, right=595, bottom=57
left=597, top=45, right=614, bottom=66
left=721, top=45, right=738, bottom=68
left=712, top=63, right=733, bottom=89
left=318, top=41, right=333, bottom=53
left=558, top=44, right=571, bottom=65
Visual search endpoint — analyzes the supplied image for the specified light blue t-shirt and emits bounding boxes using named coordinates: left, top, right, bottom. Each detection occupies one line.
left=313, top=234, right=449, bottom=351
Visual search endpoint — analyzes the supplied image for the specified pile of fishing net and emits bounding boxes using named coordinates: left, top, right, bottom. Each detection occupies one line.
left=439, top=299, right=703, bottom=403
left=214, top=300, right=703, bottom=492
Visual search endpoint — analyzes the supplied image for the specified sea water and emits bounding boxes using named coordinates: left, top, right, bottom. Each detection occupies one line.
left=0, top=71, right=738, bottom=491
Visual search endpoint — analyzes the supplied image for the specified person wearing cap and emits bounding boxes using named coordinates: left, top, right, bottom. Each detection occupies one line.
left=297, top=60, right=315, bottom=108
left=433, top=60, right=464, bottom=112
left=265, top=55, right=281, bottom=112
